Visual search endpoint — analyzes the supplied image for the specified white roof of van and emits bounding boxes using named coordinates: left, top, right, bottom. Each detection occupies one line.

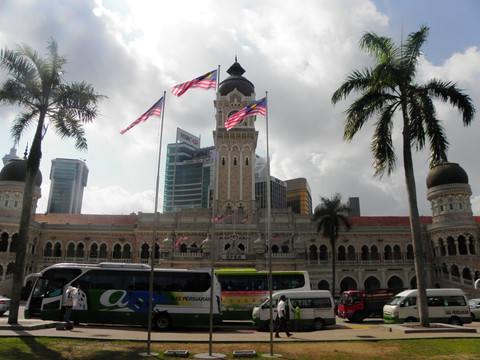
left=271, top=290, right=332, bottom=298
left=395, top=288, right=465, bottom=297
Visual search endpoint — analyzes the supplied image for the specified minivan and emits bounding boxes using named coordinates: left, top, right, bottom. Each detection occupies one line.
left=383, top=288, right=471, bottom=326
left=252, top=290, right=335, bottom=331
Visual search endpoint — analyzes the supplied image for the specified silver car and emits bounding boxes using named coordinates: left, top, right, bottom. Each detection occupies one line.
left=0, top=295, right=10, bottom=315
left=468, top=298, right=480, bottom=321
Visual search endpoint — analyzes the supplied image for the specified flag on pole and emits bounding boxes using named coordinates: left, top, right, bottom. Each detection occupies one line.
left=225, top=211, right=235, bottom=220
left=224, top=97, right=266, bottom=130
left=171, top=69, right=217, bottom=97
left=241, top=214, right=249, bottom=223
left=214, top=215, right=224, bottom=223
left=120, top=97, right=163, bottom=134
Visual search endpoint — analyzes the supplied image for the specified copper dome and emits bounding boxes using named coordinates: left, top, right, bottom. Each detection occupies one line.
left=426, top=162, right=468, bottom=189
left=0, top=158, right=42, bottom=186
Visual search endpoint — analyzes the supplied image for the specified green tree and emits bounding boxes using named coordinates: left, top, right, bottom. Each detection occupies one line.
left=0, top=39, right=106, bottom=324
left=312, top=193, right=352, bottom=297
left=331, top=26, right=475, bottom=327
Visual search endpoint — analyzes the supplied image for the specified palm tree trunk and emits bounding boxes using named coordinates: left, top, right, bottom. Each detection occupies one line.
left=331, top=238, right=336, bottom=297
left=402, top=114, right=430, bottom=327
left=8, top=113, right=44, bottom=325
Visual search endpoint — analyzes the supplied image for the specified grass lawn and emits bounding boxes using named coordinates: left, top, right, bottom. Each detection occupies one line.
left=0, top=338, right=479, bottom=359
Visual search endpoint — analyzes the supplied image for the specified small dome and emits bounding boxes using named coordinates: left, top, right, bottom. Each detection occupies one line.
left=218, top=61, right=255, bottom=96
left=0, top=158, right=42, bottom=186
left=161, top=236, right=174, bottom=249
left=426, top=162, right=468, bottom=189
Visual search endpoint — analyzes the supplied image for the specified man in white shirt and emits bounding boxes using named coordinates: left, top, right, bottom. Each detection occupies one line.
left=275, top=295, right=292, bottom=338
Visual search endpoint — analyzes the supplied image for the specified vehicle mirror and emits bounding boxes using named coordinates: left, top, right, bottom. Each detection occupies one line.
left=399, top=303, right=404, bottom=307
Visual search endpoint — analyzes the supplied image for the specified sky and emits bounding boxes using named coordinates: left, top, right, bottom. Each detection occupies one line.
left=0, top=0, right=479, bottom=217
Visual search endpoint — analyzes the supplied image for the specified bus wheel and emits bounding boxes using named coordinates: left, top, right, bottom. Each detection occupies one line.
left=154, top=313, right=171, bottom=330
left=314, top=318, right=326, bottom=330
left=449, top=316, right=462, bottom=326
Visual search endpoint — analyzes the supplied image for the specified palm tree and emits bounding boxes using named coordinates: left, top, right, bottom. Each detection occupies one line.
left=331, top=25, right=475, bottom=327
left=312, top=193, right=352, bottom=298
left=0, top=39, right=105, bottom=324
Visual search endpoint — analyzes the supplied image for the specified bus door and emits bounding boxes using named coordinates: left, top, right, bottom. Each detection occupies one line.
left=30, top=277, right=66, bottom=317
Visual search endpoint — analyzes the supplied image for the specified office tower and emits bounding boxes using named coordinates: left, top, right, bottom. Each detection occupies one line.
left=47, top=158, right=88, bottom=214
left=285, top=178, right=312, bottom=215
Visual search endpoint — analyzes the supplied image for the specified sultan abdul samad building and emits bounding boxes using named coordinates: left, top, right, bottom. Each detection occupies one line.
left=0, top=61, right=479, bottom=299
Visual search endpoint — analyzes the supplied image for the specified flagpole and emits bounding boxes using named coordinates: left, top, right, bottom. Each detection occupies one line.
left=145, top=92, right=166, bottom=357
left=207, top=65, right=222, bottom=358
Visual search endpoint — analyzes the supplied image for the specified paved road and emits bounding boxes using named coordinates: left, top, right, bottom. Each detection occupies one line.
left=1, top=307, right=479, bottom=343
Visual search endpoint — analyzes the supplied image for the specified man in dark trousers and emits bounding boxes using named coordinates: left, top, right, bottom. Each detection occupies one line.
left=275, top=295, right=292, bottom=338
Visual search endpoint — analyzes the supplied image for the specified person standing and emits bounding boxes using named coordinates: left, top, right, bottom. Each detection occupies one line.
left=275, top=295, right=292, bottom=338
left=64, top=284, right=79, bottom=324
left=294, top=302, right=301, bottom=331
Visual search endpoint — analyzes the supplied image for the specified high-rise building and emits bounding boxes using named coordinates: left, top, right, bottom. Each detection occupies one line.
left=163, top=128, right=213, bottom=213
left=46, top=158, right=88, bottom=214
left=2, top=147, right=19, bottom=166
left=285, top=178, right=312, bottom=215
left=255, top=176, right=287, bottom=209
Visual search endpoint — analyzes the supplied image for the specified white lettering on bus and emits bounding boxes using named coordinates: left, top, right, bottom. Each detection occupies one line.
left=99, top=290, right=128, bottom=308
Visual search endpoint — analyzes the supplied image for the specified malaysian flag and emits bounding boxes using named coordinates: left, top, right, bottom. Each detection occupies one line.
left=120, top=97, right=163, bottom=134
left=171, top=69, right=217, bottom=97
left=224, top=97, right=266, bottom=130
left=241, top=214, right=249, bottom=223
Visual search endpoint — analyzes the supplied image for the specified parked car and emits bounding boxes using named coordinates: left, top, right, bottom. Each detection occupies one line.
left=0, top=295, right=10, bottom=315
left=468, top=298, right=480, bottom=320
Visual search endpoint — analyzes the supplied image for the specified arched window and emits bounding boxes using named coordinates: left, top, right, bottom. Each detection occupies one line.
left=319, top=244, right=328, bottom=261
left=439, top=238, right=446, bottom=256
left=384, top=245, right=392, bottom=260
left=406, top=244, right=414, bottom=260
left=463, top=267, right=472, bottom=280
left=76, top=243, right=84, bottom=258
left=370, top=245, right=379, bottom=261
left=393, top=245, right=402, bottom=260
left=337, top=245, right=346, bottom=261
left=6, top=262, right=15, bottom=276
left=233, top=157, right=237, bottom=166
left=89, top=243, right=98, bottom=259
left=99, top=243, right=108, bottom=259
left=361, top=245, right=369, bottom=260
left=318, top=280, right=329, bottom=290
left=364, top=276, right=381, bottom=290
left=387, top=275, right=404, bottom=290
left=43, top=242, right=53, bottom=257
left=309, top=244, right=317, bottom=262
left=347, top=245, right=355, bottom=261
left=141, top=244, right=149, bottom=260
left=245, top=157, right=249, bottom=166
left=0, top=232, right=8, bottom=252
left=271, top=244, right=279, bottom=253
left=67, top=243, right=75, bottom=258
left=53, top=242, right=62, bottom=257
left=458, top=236, right=468, bottom=255
left=451, top=264, right=460, bottom=277
left=447, top=237, right=456, bottom=255
left=9, top=233, right=19, bottom=253
left=222, top=157, right=225, bottom=166
left=468, top=236, right=476, bottom=255
left=122, top=243, right=131, bottom=259
left=113, top=244, right=122, bottom=259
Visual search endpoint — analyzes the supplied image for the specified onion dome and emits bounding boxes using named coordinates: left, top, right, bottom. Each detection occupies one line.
left=0, top=158, right=42, bottom=186
left=426, top=162, right=468, bottom=189
left=218, top=60, right=255, bottom=96
left=161, top=236, right=174, bottom=251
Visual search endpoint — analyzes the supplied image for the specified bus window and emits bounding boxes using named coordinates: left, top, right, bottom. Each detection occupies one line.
left=125, top=272, right=149, bottom=291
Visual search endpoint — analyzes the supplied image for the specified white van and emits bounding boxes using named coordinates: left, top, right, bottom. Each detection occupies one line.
left=252, top=290, right=335, bottom=331
left=383, top=288, right=471, bottom=326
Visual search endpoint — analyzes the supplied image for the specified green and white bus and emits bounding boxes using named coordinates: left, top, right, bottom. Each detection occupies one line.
left=24, top=263, right=222, bottom=329
left=217, top=268, right=310, bottom=320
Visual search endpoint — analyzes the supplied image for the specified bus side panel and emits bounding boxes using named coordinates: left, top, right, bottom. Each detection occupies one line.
left=222, top=290, right=269, bottom=320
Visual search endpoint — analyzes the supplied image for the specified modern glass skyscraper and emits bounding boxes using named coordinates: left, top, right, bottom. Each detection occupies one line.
left=163, top=141, right=214, bottom=213
left=47, top=158, right=88, bottom=214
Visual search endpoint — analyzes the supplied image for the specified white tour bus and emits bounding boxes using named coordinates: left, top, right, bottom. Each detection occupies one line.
left=383, top=288, right=471, bottom=326
left=252, top=290, right=335, bottom=331
left=24, top=262, right=222, bottom=330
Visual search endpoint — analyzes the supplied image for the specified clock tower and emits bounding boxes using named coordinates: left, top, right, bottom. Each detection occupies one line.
left=213, top=60, right=259, bottom=223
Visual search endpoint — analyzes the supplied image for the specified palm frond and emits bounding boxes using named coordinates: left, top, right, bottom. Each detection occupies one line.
left=425, top=79, right=476, bottom=125
left=401, top=25, right=429, bottom=77
left=371, top=104, right=397, bottom=177
left=360, top=32, right=398, bottom=63
left=331, top=68, right=375, bottom=104
left=11, top=110, right=38, bottom=144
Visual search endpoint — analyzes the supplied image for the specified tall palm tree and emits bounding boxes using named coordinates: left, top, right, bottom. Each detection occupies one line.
left=0, top=39, right=105, bottom=324
left=331, top=25, right=475, bottom=327
left=312, top=193, right=352, bottom=298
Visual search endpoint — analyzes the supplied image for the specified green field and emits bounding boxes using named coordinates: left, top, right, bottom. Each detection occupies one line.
left=0, top=338, right=479, bottom=359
